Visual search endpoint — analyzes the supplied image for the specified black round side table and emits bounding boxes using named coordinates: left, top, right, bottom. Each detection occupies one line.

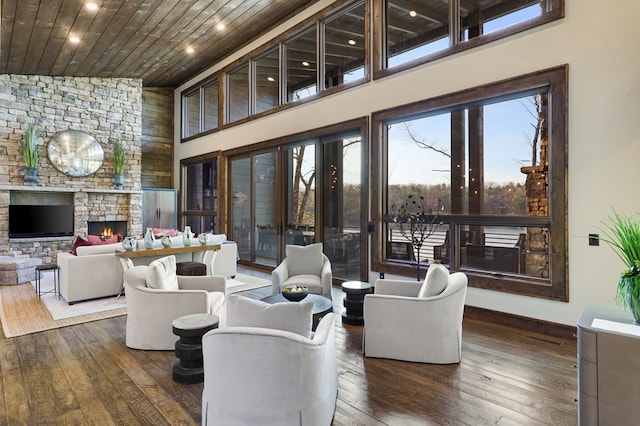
left=172, top=313, right=219, bottom=384
left=341, top=281, right=373, bottom=325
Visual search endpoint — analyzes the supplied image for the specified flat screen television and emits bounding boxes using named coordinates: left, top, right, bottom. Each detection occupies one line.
left=9, top=204, right=74, bottom=238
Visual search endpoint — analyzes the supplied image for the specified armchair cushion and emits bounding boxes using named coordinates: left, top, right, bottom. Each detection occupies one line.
left=286, top=243, right=323, bottom=277
left=226, top=294, right=313, bottom=338
left=146, top=255, right=179, bottom=291
left=418, top=263, right=449, bottom=297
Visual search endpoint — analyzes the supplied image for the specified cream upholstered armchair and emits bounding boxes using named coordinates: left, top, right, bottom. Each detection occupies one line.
left=201, top=295, right=338, bottom=425
left=271, top=243, right=332, bottom=297
left=123, top=255, right=226, bottom=350
left=363, top=263, right=468, bottom=364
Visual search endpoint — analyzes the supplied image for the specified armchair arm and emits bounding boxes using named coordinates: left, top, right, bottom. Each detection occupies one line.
left=320, top=256, right=333, bottom=297
left=373, top=278, right=422, bottom=297
left=271, top=261, right=289, bottom=294
left=178, top=275, right=227, bottom=293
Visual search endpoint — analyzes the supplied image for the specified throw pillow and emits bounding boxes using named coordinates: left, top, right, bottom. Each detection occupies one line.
left=418, top=263, right=449, bottom=297
left=285, top=243, right=324, bottom=277
left=146, top=255, right=179, bottom=291
left=153, top=227, right=178, bottom=238
left=87, top=234, right=118, bottom=245
left=226, top=294, right=313, bottom=338
left=72, top=236, right=91, bottom=255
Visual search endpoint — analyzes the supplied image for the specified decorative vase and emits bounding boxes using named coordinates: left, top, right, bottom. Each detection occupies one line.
left=144, top=227, right=155, bottom=249
left=624, top=287, right=640, bottom=323
left=122, top=236, right=136, bottom=251
left=161, top=234, right=172, bottom=248
left=183, top=226, right=192, bottom=246
left=198, top=233, right=209, bottom=245
left=24, top=167, right=38, bottom=186
left=113, top=173, right=124, bottom=189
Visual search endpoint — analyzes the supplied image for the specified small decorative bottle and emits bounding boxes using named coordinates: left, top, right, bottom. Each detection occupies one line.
left=161, top=234, right=172, bottom=248
left=144, top=227, right=155, bottom=249
left=183, top=226, right=192, bottom=246
left=199, top=233, right=209, bottom=245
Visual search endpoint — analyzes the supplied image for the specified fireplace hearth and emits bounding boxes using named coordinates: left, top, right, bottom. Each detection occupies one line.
left=88, top=221, right=128, bottom=240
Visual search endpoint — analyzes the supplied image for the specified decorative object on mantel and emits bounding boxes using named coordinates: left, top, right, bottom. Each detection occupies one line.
left=144, top=227, right=155, bottom=249
left=112, top=137, right=125, bottom=189
left=47, top=129, right=104, bottom=177
left=161, top=234, right=172, bottom=248
left=597, top=209, right=640, bottom=322
left=389, top=194, right=443, bottom=281
left=183, top=226, right=193, bottom=246
left=199, top=233, right=209, bottom=245
left=22, top=122, right=39, bottom=186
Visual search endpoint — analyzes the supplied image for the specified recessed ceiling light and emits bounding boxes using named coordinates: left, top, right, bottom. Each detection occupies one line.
left=302, top=61, right=310, bottom=67
left=409, top=10, right=417, bottom=17
left=86, top=2, right=99, bottom=11
left=348, top=39, right=356, bottom=45
left=216, top=23, right=225, bottom=31
left=69, top=35, right=81, bottom=44
left=186, top=46, right=195, bottom=54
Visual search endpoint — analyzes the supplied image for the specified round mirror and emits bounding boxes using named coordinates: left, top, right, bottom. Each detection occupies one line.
left=47, top=130, right=104, bottom=177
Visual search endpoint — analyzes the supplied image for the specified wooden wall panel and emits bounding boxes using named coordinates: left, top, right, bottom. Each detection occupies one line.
left=142, top=88, right=174, bottom=189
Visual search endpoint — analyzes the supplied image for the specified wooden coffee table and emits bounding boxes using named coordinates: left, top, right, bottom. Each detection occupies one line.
left=261, top=293, right=333, bottom=331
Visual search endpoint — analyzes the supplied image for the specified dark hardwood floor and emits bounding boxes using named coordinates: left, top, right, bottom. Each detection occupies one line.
left=0, top=269, right=578, bottom=425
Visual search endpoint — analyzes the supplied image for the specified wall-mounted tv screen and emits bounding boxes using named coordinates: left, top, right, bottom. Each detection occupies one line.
left=9, top=205, right=74, bottom=238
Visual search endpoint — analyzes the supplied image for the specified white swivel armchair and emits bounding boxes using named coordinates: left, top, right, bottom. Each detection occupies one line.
left=201, top=295, right=338, bottom=426
left=123, top=255, right=226, bottom=350
left=272, top=243, right=332, bottom=297
left=364, top=263, right=468, bottom=364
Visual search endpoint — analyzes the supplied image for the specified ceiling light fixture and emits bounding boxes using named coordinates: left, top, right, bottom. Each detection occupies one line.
left=216, top=23, right=225, bottom=31
left=409, top=10, right=417, bottom=17
left=186, top=46, right=195, bottom=54
left=348, top=39, right=356, bottom=45
left=267, top=77, right=275, bottom=82
left=86, top=2, right=99, bottom=11
left=69, top=35, right=81, bottom=44
left=302, top=61, right=310, bottom=67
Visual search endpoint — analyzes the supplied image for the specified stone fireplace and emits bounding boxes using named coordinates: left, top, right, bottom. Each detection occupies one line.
left=0, top=74, right=144, bottom=263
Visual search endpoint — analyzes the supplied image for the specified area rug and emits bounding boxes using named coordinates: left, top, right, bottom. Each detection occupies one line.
left=0, top=272, right=271, bottom=338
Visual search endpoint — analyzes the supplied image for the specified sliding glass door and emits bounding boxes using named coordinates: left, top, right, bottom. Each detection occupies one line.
left=228, top=125, right=366, bottom=282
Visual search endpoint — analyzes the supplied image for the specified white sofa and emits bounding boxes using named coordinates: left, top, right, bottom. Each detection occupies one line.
left=57, top=233, right=236, bottom=304
left=57, top=243, right=126, bottom=304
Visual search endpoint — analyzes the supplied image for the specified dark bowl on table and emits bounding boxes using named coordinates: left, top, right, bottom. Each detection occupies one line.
left=282, top=285, right=309, bottom=302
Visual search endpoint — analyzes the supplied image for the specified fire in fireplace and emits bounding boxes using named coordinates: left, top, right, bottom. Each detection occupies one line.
left=87, top=221, right=128, bottom=241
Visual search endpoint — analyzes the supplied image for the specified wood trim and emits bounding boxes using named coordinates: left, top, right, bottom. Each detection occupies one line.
left=464, top=305, right=577, bottom=341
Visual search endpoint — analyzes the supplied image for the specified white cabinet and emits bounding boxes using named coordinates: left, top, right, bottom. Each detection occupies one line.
left=143, top=188, right=177, bottom=230
left=577, top=304, right=640, bottom=425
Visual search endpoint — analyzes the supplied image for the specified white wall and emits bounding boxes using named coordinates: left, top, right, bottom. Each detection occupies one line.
left=174, top=0, right=640, bottom=326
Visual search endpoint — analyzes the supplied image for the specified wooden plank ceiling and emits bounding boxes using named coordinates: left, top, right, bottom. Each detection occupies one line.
left=0, top=0, right=319, bottom=88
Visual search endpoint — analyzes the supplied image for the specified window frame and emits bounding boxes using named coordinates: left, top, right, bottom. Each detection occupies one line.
left=371, top=65, right=568, bottom=301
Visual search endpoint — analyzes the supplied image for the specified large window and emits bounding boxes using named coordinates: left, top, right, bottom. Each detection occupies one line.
left=227, top=63, right=250, bottom=123
left=372, top=66, right=568, bottom=300
left=378, top=0, right=563, bottom=76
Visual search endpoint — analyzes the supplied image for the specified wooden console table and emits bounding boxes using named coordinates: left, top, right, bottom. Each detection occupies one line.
left=116, top=244, right=221, bottom=270
left=116, top=244, right=221, bottom=259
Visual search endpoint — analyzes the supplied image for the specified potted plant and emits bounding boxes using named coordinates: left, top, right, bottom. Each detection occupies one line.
left=22, top=123, right=39, bottom=185
left=112, top=138, right=125, bottom=188
left=598, top=209, right=640, bottom=322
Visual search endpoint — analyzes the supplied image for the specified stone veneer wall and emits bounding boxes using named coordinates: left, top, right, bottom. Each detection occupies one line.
left=0, top=74, right=144, bottom=263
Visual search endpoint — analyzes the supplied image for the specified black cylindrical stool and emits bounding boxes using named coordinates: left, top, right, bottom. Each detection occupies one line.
left=176, top=261, right=206, bottom=276
left=341, top=281, right=373, bottom=325
left=172, top=313, right=219, bottom=384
